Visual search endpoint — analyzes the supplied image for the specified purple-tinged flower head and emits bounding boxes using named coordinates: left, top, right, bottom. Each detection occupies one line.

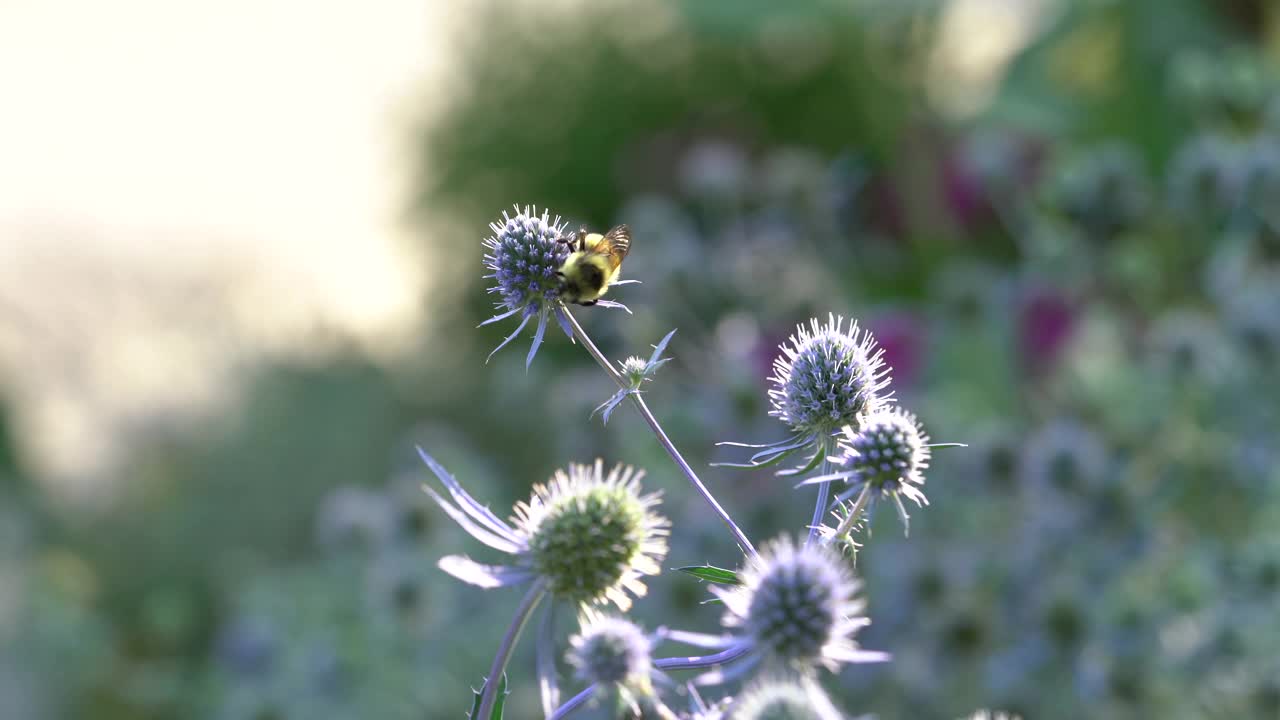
left=1267, top=94, right=1280, bottom=136
left=822, top=407, right=930, bottom=534
left=365, top=548, right=433, bottom=625
left=728, top=677, right=843, bottom=720
left=567, top=612, right=654, bottom=691
left=419, top=450, right=668, bottom=611
left=769, top=314, right=891, bottom=439
left=1020, top=420, right=1109, bottom=503
left=710, top=535, right=887, bottom=679
left=386, top=471, right=437, bottom=542
left=1145, top=309, right=1234, bottom=382
left=1046, top=143, right=1149, bottom=239
left=1018, top=420, right=1111, bottom=532
left=484, top=205, right=569, bottom=314
left=716, top=315, right=890, bottom=477
left=480, top=205, right=572, bottom=367
left=1167, top=134, right=1241, bottom=220
left=313, top=486, right=393, bottom=553
left=1222, top=282, right=1280, bottom=364
left=215, top=615, right=277, bottom=678
left=679, top=140, right=750, bottom=200
left=1239, top=137, right=1280, bottom=218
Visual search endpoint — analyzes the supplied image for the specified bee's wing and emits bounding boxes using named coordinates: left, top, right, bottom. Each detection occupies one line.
left=602, top=224, right=631, bottom=262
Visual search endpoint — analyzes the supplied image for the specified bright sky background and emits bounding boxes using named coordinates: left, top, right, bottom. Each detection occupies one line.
left=0, top=0, right=1041, bottom=496
left=0, top=1, right=462, bottom=491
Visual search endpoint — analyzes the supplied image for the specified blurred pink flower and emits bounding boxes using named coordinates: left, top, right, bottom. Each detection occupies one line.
left=869, top=311, right=924, bottom=386
left=1019, top=287, right=1075, bottom=370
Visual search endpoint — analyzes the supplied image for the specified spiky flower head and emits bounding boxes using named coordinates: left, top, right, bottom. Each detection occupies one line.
left=567, top=612, right=654, bottom=689
left=1048, top=143, right=1149, bottom=238
left=728, top=677, right=843, bottom=720
left=838, top=405, right=929, bottom=504
left=593, top=329, right=677, bottom=425
left=516, top=461, right=669, bottom=610
left=420, top=451, right=668, bottom=612
left=770, top=314, right=890, bottom=438
left=484, top=205, right=568, bottom=316
left=480, top=205, right=573, bottom=367
left=1020, top=420, right=1108, bottom=499
left=620, top=356, right=651, bottom=386
left=1239, top=138, right=1280, bottom=217
left=1167, top=134, right=1241, bottom=219
left=712, top=535, right=886, bottom=678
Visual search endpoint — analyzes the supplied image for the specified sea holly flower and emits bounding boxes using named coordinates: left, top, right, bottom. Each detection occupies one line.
left=592, top=329, right=677, bottom=425
left=716, top=314, right=891, bottom=477
left=689, top=535, right=887, bottom=684
left=799, top=406, right=951, bottom=536
left=1046, top=142, right=1150, bottom=239
left=481, top=205, right=635, bottom=369
left=565, top=612, right=676, bottom=717
left=418, top=449, right=669, bottom=612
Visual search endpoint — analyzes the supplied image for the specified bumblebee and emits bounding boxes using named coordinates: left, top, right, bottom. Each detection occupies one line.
left=556, top=224, right=631, bottom=306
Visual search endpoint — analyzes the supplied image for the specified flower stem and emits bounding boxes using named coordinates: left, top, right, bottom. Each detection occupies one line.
left=478, top=580, right=547, bottom=719
left=803, top=458, right=834, bottom=543
left=806, top=443, right=832, bottom=546
left=653, top=643, right=750, bottom=671
left=562, top=308, right=757, bottom=559
left=548, top=684, right=597, bottom=720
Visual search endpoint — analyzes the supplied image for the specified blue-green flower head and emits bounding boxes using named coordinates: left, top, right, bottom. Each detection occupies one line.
left=420, top=450, right=669, bottom=612
left=1166, top=134, right=1241, bottom=218
left=480, top=205, right=573, bottom=368
left=1020, top=420, right=1108, bottom=499
left=838, top=407, right=930, bottom=505
left=769, top=314, right=891, bottom=439
left=1240, top=138, right=1280, bottom=215
left=1048, top=143, right=1149, bottom=238
left=567, top=612, right=653, bottom=689
left=711, top=535, right=887, bottom=678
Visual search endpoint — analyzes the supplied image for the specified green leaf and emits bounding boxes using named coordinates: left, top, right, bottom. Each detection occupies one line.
left=490, top=674, right=508, bottom=720
left=675, top=565, right=741, bottom=585
left=467, top=674, right=508, bottom=720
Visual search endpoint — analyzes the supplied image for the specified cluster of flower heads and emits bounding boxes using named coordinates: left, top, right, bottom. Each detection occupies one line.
left=721, top=312, right=944, bottom=536
left=418, top=202, right=980, bottom=717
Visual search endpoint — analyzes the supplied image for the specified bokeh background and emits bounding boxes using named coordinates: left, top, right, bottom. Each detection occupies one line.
left=2, top=1, right=1279, bottom=718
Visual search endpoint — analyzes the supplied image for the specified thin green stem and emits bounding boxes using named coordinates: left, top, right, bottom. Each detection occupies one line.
left=478, top=580, right=547, bottom=719
left=563, top=308, right=757, bottom=559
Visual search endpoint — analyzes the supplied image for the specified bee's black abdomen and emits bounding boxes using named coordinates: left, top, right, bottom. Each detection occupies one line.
left=581, top=264, right=604, bottom=291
